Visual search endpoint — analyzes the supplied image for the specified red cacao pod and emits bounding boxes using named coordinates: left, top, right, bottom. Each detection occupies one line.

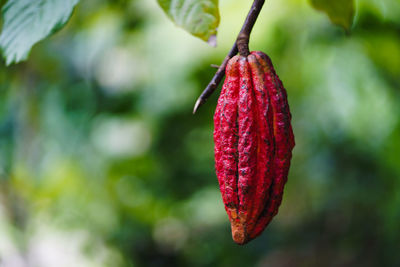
left=213, top=51, right=295, bottom=245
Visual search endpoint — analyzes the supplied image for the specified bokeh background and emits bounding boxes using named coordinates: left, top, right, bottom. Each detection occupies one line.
left=0, top=0, right=400, bottom=266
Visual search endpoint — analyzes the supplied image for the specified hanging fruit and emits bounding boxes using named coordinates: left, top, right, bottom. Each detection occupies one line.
left=213, top=51, right=295, bottom=244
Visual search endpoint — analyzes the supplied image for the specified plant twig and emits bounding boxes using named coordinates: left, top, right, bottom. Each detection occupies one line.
left=193, top=0, right=266, bottom=114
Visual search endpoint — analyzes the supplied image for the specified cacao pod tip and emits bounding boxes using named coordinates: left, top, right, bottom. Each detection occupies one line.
left=232, top=225, right=246, bottom=245
left=231, top=223, right=247, bottom=245
left=208, top=35, right=217, bottom=47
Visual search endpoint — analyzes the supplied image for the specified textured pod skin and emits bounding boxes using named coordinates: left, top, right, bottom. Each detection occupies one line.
left=214, top=51, right=295, bottom=245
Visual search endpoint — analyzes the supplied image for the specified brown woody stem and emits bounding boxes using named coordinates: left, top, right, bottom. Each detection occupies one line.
left=193, top=0, right=266, bottom=114
left=237, top=33, right=250, bottom=57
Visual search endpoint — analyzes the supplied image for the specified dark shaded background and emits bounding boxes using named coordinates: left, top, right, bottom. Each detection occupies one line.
left=0, top=0, right=399, bottom=266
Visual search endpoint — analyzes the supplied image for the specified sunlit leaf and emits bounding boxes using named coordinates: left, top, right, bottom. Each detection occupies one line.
left=157, top=0, right=219, bottom=44
left=310, top=0, right=355, bottom=31
left=0, top=0, right=80, bottom=65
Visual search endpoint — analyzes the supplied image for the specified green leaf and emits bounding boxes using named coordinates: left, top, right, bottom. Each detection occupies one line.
left=310, top=0, right=355, bottom=31
left=0, top=0, right=80, bottom=65
left=157, top=0, right=219, bottom=44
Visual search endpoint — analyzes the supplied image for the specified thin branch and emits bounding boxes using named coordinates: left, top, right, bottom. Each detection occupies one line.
left=193, top=44, right=237, bottom=114
left=193, top=0, right=266, bottom=114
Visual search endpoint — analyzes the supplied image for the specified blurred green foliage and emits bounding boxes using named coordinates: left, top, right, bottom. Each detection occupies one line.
left=0, top=0, right=80, bottom=65
left=0, top=0, right=399, bottom=266
left=310, top=0, right=355, bottom=31
left=157, top=0, right=220, bottom=43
